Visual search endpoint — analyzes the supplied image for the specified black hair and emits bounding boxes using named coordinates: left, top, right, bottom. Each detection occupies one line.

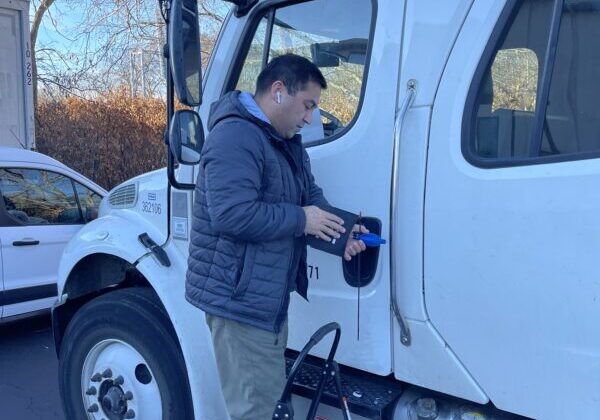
left=255, top=53, right=327, bottom=96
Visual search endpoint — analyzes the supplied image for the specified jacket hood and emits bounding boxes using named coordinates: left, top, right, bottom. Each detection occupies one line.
left=207, top=91, right=289, bottom=143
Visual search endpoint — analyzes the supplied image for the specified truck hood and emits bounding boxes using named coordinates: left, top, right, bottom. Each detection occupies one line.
left=99, top=167, right=169, bottom=245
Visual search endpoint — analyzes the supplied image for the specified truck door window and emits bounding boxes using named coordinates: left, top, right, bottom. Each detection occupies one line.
left=0, top=168, right=83, bottom=225
left=469, top=0, right=553, bottom=161
left=232, top=0, right=374, bottom=143
left=541, top=0, right=600, bottom=156
left=467, top=0, right=600, bottom=166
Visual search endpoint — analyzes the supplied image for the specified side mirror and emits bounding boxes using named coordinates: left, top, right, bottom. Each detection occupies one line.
left=310, top=43, right=340, bottom=68
left=168, top=0, right=202, bottom=106
left=169, top=110, right=204, bottom=165
left=311, top=39, right=369, bottom=68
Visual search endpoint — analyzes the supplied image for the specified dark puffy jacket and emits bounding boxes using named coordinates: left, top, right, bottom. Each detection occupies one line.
left=185, top=91, right=328, bottom=333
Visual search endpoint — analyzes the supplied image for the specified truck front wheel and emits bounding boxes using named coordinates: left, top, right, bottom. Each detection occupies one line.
left=58, top=288, right=194, bottom=420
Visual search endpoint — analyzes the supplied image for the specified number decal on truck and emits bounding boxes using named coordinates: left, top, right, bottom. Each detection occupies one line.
left=142, top=201, right=162, bottom=214
left=25, top=42, right=32, bottom=85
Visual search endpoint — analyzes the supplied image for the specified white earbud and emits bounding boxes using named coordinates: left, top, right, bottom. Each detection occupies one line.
left=276, top=91, right=282, bottom=104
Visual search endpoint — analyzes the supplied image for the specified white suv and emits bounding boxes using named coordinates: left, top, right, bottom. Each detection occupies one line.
left=0, top=147, right=106, bottom=321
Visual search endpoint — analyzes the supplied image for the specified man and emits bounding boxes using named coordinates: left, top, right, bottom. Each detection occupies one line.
left=186, top=54, right=367, bottom=420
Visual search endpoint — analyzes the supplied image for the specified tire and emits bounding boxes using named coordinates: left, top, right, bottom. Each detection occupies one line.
left=58, top=287, right=194, bottom=420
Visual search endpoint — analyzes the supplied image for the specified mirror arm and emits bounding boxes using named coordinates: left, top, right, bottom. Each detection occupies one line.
left=158, top=0, right=169, bottom=23
left=224, top=0, right=259, bottom=17
left=167, top=152, right=195, bottom=190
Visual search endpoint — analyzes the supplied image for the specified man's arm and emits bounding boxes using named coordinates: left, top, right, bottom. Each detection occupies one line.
left=203, top=122, right=306, bottom=242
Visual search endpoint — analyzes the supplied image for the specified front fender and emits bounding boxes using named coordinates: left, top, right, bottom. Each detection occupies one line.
left=58, top=210, right=165, bottom=294
left=57, top=212, right=228, bottom=420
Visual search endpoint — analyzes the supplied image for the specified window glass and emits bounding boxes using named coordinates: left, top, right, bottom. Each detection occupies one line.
left=470, top=0, right=600, bottom=163
left=0, top=168, right=83, bottom=225
left=75, top=182, right=102, bottom=222
left=200, top=2, right=232, bottom=72
left=234, top=0, right=373, bottom=142
left=236, top=17, right=268, bottom=93
left=491, top=48, right=538, bottom=113
left=541, top=0, right=600, bottom=156
left=471, top=0, right=553, bottom=159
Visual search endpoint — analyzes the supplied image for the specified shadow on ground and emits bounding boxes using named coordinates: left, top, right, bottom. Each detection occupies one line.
left=0, top=314, right=65, bottom=420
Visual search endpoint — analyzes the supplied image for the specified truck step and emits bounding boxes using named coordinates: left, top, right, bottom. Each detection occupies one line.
left=285, top=351, right=403, bottom=419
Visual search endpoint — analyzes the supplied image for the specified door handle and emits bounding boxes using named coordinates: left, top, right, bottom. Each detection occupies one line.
left=13, top=239, right=40, bottom=246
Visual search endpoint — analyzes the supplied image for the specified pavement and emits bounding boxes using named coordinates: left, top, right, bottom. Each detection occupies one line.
left=0, top=314, right=65, bottom=419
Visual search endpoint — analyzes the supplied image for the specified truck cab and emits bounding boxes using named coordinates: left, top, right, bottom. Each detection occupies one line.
left=52, top=1, right=600, bottom=419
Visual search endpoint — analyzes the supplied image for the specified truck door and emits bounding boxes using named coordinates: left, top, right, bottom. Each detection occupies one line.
left=426, top=1, right=600, bottom=418
left=207, top=0, right=403, bottom=375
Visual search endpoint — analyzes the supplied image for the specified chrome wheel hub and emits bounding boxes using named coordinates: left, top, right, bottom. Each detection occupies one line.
left=81, top=339, right=162, bottom=420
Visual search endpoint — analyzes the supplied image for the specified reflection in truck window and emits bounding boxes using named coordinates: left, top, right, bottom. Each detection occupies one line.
left=541, top=0, right=600, bottom=156
left=471, top=0, right=553, bottom=160
left=233, top=0, right=374, bottom=142
left=471, top=0, right=600, bottom=163
left=236, top=17, right=268, bottom=93
left=491, top=48, right=538, bottom=113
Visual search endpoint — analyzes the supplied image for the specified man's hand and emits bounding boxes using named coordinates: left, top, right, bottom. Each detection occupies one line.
left=344, top=224, right=369, bottom=261
left=303, top=205, right=345, bottom=241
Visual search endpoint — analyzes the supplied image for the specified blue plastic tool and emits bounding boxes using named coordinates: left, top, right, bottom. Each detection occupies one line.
left=353, top=232, right=386, bottom=247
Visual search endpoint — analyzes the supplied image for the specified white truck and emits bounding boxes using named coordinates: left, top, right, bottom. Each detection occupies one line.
left=0, top=0, right=34, bottom=150
left=52, top=0, right=600, bottom=419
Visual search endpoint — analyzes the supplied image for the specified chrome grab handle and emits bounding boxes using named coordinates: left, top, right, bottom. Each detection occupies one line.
left=390, top=79, right=417, bottom=346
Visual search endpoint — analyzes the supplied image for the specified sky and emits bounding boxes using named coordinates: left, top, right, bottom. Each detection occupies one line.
left=34, top=1, right=230, bottom=53
left=34, top=2, right=84, bottom=50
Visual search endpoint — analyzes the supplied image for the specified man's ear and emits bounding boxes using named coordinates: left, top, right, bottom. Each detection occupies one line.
left=270, top=80, right=285, bottom=104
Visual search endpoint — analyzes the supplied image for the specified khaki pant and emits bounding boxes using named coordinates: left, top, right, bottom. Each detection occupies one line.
left=206, top=314, right=288, bottom=420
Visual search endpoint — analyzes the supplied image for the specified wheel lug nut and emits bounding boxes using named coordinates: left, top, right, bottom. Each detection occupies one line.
left=124, top=391, right=133, bottom=401
left=91, top=373, right=102, bottom=382
left=87, top=403, right=99, bottom=413
left=114, top=375, right=124, bottom=385
left=102, top=368, right=112, bottom=378
left=124, top=408, right=136, bottom=418
left=85, top=386, right=97, bottom=395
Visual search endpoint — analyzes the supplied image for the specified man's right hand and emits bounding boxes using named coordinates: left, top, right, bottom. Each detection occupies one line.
left=303, top=206, right=346, bottom=241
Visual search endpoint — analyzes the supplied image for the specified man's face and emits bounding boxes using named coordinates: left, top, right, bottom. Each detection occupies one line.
left=273, top=81, right=322, bottom=139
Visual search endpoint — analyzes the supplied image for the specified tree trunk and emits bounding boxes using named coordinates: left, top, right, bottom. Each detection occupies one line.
left=30, top=0, right=56, bottom=111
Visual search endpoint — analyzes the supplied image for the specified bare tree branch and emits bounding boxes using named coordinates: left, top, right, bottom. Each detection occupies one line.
left=33, top=0, right=229, bottom=100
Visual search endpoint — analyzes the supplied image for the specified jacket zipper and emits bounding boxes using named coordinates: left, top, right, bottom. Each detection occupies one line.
left=273, top=140, right=304, bottom=336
